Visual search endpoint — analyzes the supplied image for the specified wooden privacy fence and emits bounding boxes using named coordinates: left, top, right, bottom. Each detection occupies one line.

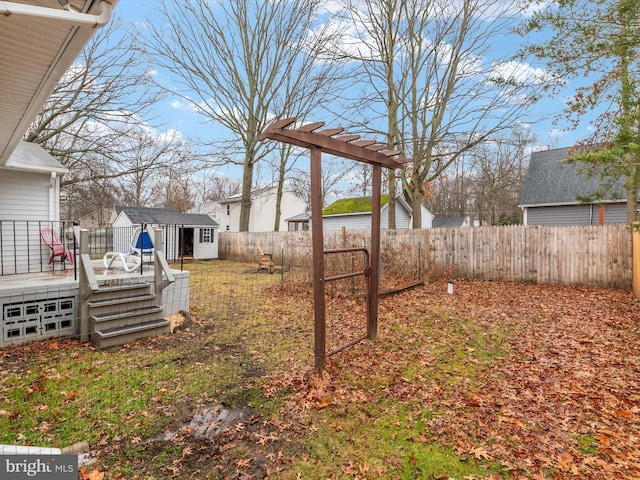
left=219, top=224, right=633, bottom=290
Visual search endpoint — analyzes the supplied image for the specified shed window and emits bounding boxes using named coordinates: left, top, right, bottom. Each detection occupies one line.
left=199, top=228, right=214, bottom=243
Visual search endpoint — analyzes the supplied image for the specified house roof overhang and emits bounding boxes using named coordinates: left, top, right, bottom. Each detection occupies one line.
left=0, top=0, right=117, bottom=166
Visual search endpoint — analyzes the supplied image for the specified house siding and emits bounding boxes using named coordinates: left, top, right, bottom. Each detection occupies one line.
left=223, top=189, right=307, bottom=232
left=323, top=202, right=432, bottom=231
left=526, top=202, right=634, bottom=226
left=0, top=170, right=57, bottom=272
left=324, top=213, right=372, bottom=231
left=194, top=227, right=219, bottom=259
left=0, top=170, right=51, bottom=221
left=383, top=204, right=413, bottom=229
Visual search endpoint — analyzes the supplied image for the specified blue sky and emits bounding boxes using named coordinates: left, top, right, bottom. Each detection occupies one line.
left=116, top=0, right=596, bottom=178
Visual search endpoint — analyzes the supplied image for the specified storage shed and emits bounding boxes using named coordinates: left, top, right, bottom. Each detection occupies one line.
left=112, top=207, right=219, bottom=261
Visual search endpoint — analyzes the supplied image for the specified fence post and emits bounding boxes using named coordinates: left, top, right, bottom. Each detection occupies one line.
left=423, top=229, right=430, bottom=284
left=633, top=223, right=640, bottom=298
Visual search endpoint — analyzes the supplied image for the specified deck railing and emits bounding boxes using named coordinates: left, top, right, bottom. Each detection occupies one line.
left=0, top=222, right=186, bottom=278
left=0, top=220, right=77, bottom=277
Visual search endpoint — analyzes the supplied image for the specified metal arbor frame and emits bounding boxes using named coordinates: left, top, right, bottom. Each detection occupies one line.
left=260, top=117, right=408, bottom=370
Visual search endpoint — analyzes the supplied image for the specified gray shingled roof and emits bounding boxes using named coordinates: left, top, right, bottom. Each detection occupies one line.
left=117, top=206, right=219, bottom=227
left=519, top=147, right=626, bottom=207
left=5, top=141, right=67, bottom=173
left=432, top=216, right=467, bottom=228
left=285, top=211, right=310, bottom=222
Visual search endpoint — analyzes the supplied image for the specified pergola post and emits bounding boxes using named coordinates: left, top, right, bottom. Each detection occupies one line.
left=310, top=145, right=326, bottom=370
left=368, top=163, right=382, bottom=340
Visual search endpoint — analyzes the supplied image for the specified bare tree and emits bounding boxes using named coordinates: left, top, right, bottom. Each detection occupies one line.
left=112, top=127, right=197, bottom=208
left=26, top=16, right=162, bottom=183
left=23, top=16, right=167, bottom=220
left=289, top=156, right=356, bottom=208
left=335, top=0, right=544, bottom=228
left=468, top=130, right=533, bottom=225
left=145, top=0, right=340, bottom=231
left=330, top=0, right=405, bottom=227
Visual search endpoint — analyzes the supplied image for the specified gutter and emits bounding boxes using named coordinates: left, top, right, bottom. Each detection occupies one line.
left=0, top=1, right=112, bottom=28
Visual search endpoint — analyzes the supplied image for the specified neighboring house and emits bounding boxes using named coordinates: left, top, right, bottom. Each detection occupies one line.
left=113, top=206, right=219, bottom=260
left=286, top=211, right=311, bottom=231
left=322, top=194, right=434, bottom=231
left=219, top=185, right=307, bottom=232
left=191, top=200, right=221, bottom=223
left=79, top=207, right=117, bottom=228
left=432, top=215, right=473, bottom=228
left=520, top=147, right=633, bottom=225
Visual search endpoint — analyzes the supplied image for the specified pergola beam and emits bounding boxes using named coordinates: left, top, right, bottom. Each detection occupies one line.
left=260, top=117, right=404, bottom=169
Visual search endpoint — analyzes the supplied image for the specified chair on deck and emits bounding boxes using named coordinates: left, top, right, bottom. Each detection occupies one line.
left=40, top=227, right=74, bottom=264
left=103, top=227, right=154, bottom=272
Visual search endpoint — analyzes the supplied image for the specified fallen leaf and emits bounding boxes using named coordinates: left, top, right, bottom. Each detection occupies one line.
left=469, top=446, right=492, bottom=461
left=314, top=398, right=331, bottom=409
left=79, top=467, right=104, bottom=480
left=596, top=433, right=611, bottom=447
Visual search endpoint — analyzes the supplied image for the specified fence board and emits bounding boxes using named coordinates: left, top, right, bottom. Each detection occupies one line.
left=218, top=224, right=633, bottom=290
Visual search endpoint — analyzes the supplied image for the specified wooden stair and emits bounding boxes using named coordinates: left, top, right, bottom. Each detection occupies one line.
left=88, top=281, right=170, bottom=348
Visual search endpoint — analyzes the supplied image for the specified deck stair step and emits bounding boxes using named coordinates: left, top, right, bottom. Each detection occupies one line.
left=88, top=293, right=156, bottom=309
left=92, top=282, right=152, bottom=301
left=92, top=318, right=170, bottom=349
left=89, top=278, right=167, bottom=347
left=91, top=305, right=163, bottom=324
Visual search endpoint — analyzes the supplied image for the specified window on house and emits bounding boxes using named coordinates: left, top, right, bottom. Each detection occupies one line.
left=199, top=228, right=214, bottom=243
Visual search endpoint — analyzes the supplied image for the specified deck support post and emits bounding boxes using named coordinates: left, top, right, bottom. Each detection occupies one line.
left=78, top=228, right=90, bottom=342
left=153, top=228, right=164, bottom=307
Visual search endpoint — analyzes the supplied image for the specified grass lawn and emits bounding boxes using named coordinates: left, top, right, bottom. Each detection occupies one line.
left=1, top=260, right=639, bottom=479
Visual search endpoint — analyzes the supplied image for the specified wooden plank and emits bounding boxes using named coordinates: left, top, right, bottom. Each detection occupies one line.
left=335, top=135, right=361, bottom=143
left=299, top=121, right=325, bottom=132
left=317, top=127, right=344, bottom=136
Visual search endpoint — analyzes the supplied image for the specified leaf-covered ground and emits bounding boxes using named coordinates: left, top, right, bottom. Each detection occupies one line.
left=2, top=263, right=639, bottom=479
left=261, top=279, right=640, bottom=479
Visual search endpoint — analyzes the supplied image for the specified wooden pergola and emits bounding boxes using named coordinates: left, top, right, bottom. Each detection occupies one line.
left=259, top=117, right=409, bottom=370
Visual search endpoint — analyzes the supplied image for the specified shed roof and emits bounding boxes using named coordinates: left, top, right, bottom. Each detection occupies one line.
left=286, top=211, right=310, bottom=222
left=432, top=216, right=468, bottom=228
left=117, top=207, right=219, bottom=227
left=519, top=146, right=626, bottom=207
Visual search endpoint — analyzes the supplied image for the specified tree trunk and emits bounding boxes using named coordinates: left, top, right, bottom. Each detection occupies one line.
left=239, top=154, right=254, bottom=232
left=412, top=189, right=422, bottom=229
left=274, top=158, right=286, bottom=231
left=387, top=172, right=396, bottom=229
left=627, top=186, right=638, bottom=224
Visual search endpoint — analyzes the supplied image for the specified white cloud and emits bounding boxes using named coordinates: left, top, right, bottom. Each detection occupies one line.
left=489, top=60, right=561, bottom=86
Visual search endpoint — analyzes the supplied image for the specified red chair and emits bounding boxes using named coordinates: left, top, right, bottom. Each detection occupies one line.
left=40, top=227, right=73, bottom=264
